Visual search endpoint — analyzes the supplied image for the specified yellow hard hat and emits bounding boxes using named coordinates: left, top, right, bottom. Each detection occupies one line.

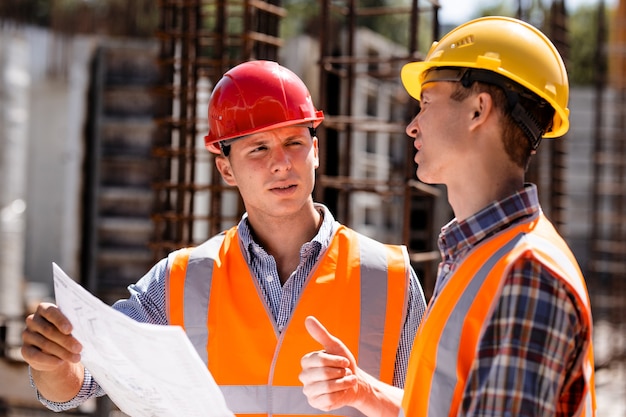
left=401, top=16, right=569, bottom=138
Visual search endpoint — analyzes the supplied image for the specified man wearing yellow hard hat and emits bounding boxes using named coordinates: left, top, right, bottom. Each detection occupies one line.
left=300, top=16, right=596, bottom=417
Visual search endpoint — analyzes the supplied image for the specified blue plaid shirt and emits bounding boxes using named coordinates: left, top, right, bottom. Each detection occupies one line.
left=435, top=184, right=590, bottom=416
left=34, top=203, right=426, bottom=411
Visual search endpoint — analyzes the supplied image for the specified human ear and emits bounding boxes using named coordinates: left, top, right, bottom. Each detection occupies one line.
left=469, top=92, right=493, bottom=129
left=215, top=156, right=237, bottom=186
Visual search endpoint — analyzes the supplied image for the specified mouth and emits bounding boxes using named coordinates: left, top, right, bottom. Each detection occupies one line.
left=270, top=184, right=297, bottom=193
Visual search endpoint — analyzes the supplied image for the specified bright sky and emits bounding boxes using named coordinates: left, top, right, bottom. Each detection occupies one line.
left=438, top=0, right=618, bottom=25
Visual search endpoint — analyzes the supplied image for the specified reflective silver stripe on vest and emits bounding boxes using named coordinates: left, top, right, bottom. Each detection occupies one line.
left=356, top=232, right=391, bottom=378
left=430, top=235, right=523, bottom=417
left=183, top=233, right=226, bottom=364
left=221, top=385, right=366, bottom=416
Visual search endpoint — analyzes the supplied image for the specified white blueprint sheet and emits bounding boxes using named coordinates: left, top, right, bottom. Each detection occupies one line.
left=52, top=262, right=235, bottom=417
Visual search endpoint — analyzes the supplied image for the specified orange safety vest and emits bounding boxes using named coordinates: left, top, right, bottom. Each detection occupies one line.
left=167, top=225, right=411, bottom=417
left=401, top=214, right=596, bottom=417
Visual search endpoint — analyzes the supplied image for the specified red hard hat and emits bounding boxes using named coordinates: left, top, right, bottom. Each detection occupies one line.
left=204, top=60, right=324, bottom=154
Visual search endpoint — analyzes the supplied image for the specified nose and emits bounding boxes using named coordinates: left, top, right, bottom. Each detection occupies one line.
left=405, top=114, right=419, bottom=138
left=271, top=146, right=291, bottom=172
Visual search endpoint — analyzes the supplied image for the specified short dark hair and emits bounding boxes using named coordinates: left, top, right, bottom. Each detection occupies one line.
left=448, top=72, right=554, bottom=169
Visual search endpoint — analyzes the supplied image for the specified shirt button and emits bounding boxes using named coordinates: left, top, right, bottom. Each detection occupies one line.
left=442, top=264, right=450, bottom=273
left=266, top=275, right=274, bottom=283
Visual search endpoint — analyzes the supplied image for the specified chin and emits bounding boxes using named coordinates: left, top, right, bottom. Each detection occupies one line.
left=415, top=167, right=427, bottom=182
left=416, top=171, right=436, bottom=186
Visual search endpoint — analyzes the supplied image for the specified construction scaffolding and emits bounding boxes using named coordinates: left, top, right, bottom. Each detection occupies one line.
left=151, top=0, right=288, bottom=262
left=313, top=0, right=444, bottom=295
left=590, top=0, right=626, bottom=366
left=2, top=0, right=626, bottom=414
left=150, top=0, right=447, bottom=296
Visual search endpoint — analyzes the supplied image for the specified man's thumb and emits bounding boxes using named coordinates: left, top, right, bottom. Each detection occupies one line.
left=304, top=316, right=348, bottom=357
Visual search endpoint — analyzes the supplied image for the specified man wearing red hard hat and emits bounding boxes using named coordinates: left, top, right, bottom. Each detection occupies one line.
left=22, top=60, right=427, bottom=416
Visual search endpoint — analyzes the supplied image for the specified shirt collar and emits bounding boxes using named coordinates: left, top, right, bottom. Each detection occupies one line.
left=439, top=183, right=540, bottom=260
left=237, top=203, right=337, bottom=262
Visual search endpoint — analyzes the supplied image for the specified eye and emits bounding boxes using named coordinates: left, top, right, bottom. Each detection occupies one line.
left=283, top=134, right=308, bottom=148
left=247, top=144, right=268, bottom=155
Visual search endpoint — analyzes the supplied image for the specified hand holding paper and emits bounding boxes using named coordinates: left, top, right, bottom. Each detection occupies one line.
left=52, top=262, right=234, bottom=417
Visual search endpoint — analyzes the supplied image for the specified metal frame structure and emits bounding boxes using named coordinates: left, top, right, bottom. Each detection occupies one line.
left=150, top=0, right=446, bottom=294
left=313, top=0, right=444, bottom=294
left=589, top=0, right=626, bottom=367
left=151, top=0, right=287, bottom=261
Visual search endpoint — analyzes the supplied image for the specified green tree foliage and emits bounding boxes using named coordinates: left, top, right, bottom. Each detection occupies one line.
left=281, top=0, right=437, bottom=52
left=473, top=1, right=608, bottom=86
left=569, top=4, right=608, bottom=85
left=0, top=0, right=159, bottom=37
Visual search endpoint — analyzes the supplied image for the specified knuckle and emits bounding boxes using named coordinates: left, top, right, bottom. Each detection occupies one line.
left=35, top=303, right=50, bottom=316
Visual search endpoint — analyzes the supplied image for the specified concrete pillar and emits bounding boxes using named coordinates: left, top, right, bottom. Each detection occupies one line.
left=0, top=31, right=30, bottom=356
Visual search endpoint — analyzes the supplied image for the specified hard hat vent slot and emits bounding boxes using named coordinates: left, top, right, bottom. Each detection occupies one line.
left=451, top=35, right=474, bottom=49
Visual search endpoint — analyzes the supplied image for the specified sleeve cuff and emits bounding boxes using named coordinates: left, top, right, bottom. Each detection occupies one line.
left=29, top=365, right=105, bottom=412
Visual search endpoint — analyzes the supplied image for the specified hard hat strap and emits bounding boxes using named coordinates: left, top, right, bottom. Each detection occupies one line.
left=510, top=102, right=543, bottom=150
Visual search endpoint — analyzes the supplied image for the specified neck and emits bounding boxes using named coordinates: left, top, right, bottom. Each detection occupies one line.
left=448, top=173, right=524, bottom=221
left=247, top=203, right=322, bottom=283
